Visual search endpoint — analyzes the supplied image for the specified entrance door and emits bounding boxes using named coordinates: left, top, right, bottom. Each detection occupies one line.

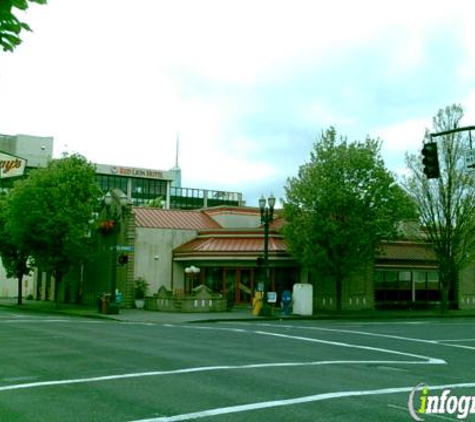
left=224, top=269, right=236, bottom=306
left=237, top=269, right=253, bottom=304
left=222, top=268, right=254, bottom=305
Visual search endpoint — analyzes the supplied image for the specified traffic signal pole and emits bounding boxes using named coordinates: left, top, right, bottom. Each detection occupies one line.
left=422, top=125, right=475, bottom=179
left=430, top=125, right=475, bottom=142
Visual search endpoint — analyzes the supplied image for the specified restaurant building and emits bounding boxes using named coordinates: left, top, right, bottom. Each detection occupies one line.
left=75, top=203, right=475, bottom=311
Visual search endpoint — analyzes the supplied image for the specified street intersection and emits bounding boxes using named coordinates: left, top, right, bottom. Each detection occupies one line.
left=1, top=307, right=475, bottom=421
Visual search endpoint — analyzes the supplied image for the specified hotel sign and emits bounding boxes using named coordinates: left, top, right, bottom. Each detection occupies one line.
left=97, top=164, right=166, bottom=180
left=111, top=166, right=164, bottom=179
left=0, top=151, right=27, bottom=179
left=95, top=163, right=173, bottom=181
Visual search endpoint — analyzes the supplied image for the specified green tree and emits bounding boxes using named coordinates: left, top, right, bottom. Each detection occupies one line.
left=0, top=0, right=47, bottom=52
left=283, top=127, right=415, bottom=311
left=402, top=104, right=475, bottom=312
left=0, top=193, right=31, bottom=305
left=6, top=154, right=102, bottom=305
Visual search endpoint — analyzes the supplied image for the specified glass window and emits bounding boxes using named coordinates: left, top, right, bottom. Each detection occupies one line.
left=170, top=187, right=241, bottom=209
left=204, top=268, right=223, bottom=293
left=397, top=271, right=411, bottom=289
left=170, top=187, right=205, bottom=209
left=131, top=178, right=167, bottom=206
left=385, top=271, right=398, bottom=282
left=374, top=270, right=385, bottom=285
left=374, top=271, right=384, bottom=282
left=398, top=271, right=411, bottom=282
left=427, top=271, right=439, bottom=282
left=96, top=175, right=128, bottom=194
left=413, top=271, right=426, bottom=283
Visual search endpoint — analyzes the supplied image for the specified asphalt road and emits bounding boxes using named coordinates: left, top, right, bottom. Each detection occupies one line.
left=1, top=307, right=475, bottom=421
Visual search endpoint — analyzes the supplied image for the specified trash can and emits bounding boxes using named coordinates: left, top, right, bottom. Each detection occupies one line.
left=97, top=293, right=109, bottom=314
left=97, top=293, right=119, bottom=314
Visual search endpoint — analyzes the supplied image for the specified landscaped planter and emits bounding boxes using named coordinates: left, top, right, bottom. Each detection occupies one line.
left=134, top=299, right=145, bottom=309
left=145, top=285, right=227, bottom=312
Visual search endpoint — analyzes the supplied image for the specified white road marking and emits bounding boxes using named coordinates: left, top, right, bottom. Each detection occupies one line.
left=0, top=318, right=104, bottom=324
left=345, top=321, right=429, bottom=325
left=165, top=324, right=450, bottom=365
left=0, top=319, right=74, bottom=323
left=130, top=382, right=475, bottom=422
left=169, top=324, right=446, bottom=365
left=255, top=330, right=445, bottom=364
left=255, top=322, right=475, bottom=351
left=165, top=324, right=248, bottom=333
left=0, top=327, right=445, bottom=392
left=0, top=357, right=442, bottom=392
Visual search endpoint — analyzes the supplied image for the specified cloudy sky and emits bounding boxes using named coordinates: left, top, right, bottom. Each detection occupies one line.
left=1, top=0, right=475, bottom=206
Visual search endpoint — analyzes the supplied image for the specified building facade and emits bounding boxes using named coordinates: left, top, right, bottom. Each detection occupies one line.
left=0, top=134, right=243, bottom=300
left=79, top=205, right=303, bottom=309
left=74, top=205, right=472, bottom=312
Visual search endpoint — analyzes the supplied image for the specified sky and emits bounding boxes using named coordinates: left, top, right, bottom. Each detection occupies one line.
left=1, top=0, right=475, bottom=206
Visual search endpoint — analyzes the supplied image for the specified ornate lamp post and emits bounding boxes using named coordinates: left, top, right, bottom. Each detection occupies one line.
left=104, top=190, right=128, bottom=305
left=259, top=193, right=275, bottom=312
left=184, top=265, right=200, bottom=293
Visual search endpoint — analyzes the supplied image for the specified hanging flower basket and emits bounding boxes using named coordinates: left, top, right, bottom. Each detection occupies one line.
left=98, top=220, right=116, bottom=234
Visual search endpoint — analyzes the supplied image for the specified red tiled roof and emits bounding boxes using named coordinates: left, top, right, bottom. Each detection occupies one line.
left=133, top=208, right=222, bottom=230
left=174, top=235, right=287, bottom=256
left=175, top=236, right=438, bottom=262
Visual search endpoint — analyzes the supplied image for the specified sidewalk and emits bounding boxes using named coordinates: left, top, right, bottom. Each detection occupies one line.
left=0, top=298, right=263, bottom=324
left=2, top=298, right=475, bottom=324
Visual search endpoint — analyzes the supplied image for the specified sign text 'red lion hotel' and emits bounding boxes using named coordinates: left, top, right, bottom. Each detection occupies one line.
left=95, top=163, right=168, bottom=180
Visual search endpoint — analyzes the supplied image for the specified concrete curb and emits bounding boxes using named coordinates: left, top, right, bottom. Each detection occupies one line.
left=3, top=300, right=475, bottom=324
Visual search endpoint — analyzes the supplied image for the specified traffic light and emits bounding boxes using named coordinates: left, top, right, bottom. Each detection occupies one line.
left=118, top=254, right=129, bottom=266
left=422, top=142, right=440, bottom=179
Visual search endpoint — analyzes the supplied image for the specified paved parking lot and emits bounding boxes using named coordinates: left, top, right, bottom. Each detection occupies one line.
left=1, top=307, right=475, bottom=421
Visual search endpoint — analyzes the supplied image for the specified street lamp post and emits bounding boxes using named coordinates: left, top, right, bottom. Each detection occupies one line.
left=259, top=194, right=275, bottom=313
left=104, top=190, right=129, bottom=304
left=184, top=265, right=200, bottom=293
